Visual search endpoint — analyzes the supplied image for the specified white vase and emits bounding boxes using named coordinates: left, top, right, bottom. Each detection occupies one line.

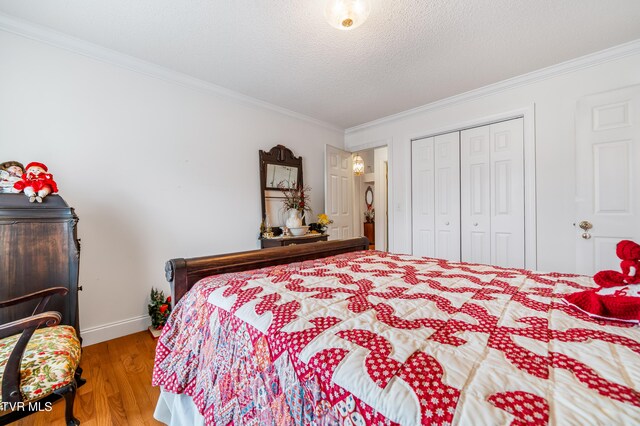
left=285, top=209, right=303, bottom=229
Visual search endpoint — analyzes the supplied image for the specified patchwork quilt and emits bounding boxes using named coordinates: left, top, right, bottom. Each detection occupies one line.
left=152, top=251, right=640, bottom=425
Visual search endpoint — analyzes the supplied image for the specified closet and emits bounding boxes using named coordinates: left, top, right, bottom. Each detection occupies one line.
left=411, top=118, right=525, bottom=268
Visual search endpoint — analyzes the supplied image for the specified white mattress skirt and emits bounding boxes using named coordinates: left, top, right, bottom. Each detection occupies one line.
left=154, top=389, right=205, bottom=426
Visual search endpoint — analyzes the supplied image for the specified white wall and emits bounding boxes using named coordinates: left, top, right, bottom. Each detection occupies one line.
left=0, top=31, right=344, bottom=345
left=345, top=47, right=640, bottom=274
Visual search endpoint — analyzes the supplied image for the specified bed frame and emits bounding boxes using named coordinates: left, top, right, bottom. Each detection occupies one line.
left=165, top=237, right=370, bottom=305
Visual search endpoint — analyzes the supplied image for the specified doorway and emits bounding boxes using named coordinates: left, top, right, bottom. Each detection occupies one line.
left=324, top=145, right=389, bottom=250
left=354, top=147, right=388, bottom=250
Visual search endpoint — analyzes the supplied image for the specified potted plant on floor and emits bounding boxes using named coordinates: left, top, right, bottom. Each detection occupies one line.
left=148, top=288, right=171, bottom=338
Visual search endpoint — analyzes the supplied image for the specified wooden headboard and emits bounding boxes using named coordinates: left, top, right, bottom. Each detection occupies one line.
left=164, top=237, right=369, bottom=305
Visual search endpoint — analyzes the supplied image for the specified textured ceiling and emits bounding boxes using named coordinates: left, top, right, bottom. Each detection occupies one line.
left=1, top=0, right=640, bottom=129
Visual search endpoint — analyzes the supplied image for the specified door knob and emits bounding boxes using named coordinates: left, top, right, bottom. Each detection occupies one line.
left=578, top=221, right=593, bottom=240
left=473, top=222, right=478, bottom=227
left=445, top=221, right=450, bottom=226
left=578, top=221, right=592, bottom=231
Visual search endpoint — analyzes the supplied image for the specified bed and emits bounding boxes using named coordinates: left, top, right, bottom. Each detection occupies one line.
left=152, top=238, right=640, bottom=425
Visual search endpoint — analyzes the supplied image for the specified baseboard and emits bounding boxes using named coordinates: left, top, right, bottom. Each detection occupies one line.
left=80, top=314, right=150, bottom=347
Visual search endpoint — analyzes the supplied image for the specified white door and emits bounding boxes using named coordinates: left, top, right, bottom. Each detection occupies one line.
left=490, top=119, right=525, bottom=268
left=412, top=133, right=460, bottom=261
left=434, top=132, right=461, bottom=261
left=461, top=125, right=491, bottom=264
left=576, top=85, right=640, bottom=275
left=325, top=145, right=354, bottom=240
left=461, top=118, right=524, bottom=268
left=412, top=137, right=435, bottom=256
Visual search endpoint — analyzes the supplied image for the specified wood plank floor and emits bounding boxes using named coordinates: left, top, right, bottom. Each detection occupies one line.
left=13, top=331, right=164, bottom=426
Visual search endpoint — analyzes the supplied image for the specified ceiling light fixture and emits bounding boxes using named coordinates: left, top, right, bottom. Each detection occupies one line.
left=325, top=0, right=371, bottom=31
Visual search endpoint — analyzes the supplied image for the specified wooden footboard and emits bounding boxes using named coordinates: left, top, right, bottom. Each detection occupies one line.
left=164, top=237, right=369, bottom=305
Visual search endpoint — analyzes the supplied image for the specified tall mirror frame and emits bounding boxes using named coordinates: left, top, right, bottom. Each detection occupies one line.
left=259, top=145, right=303, bottom=228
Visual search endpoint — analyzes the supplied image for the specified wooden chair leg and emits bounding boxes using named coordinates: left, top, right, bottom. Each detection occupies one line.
left=75, top=367, right=86, bottom=387
left=54, top=382, right=79, bottom=426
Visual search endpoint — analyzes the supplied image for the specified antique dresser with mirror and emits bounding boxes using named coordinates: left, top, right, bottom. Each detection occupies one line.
left=259, top=145, right=328, bottom=248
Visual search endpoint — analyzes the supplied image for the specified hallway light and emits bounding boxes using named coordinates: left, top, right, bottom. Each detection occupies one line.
left=353, top=154, right=364, bottom=176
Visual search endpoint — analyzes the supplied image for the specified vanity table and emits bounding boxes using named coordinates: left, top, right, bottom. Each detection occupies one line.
left=260, top=233, right=328, bottom=249
left=258, top=144, right=330, bottom=249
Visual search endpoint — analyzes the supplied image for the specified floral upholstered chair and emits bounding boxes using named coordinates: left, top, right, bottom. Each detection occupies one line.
left=0, top=287, right=84, bottom=425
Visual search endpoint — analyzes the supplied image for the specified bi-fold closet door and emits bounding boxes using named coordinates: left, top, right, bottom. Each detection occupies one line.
left=411, top=132, right=461, bottom=261
left=412, top=118, right=525, bottom=268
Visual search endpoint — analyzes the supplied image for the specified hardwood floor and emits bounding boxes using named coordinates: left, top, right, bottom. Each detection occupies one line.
left=14, top=331, right=164, bottom=426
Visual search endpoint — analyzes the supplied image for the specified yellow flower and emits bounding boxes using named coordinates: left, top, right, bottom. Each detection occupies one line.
left=317, top=213, right=333, bottom=226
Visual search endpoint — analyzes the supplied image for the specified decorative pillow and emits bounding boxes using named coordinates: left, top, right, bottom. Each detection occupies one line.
left=0, top=325, right=81, bottom=402
left=563, top=284, right=640, bottom=324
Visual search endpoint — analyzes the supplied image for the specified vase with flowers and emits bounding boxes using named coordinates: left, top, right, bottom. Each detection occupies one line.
left=278, top=182, right=312, bottom=229
left=317, top=213, right=334, bottom=234
left=364, top=207, right=375, bottom=223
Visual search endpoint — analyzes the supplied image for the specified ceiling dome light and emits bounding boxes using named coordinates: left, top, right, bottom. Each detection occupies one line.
left=325, top=0, right=371, bottom=31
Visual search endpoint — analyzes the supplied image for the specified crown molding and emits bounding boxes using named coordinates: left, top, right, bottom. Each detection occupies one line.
left=0, top=13, right=344, bottom=133
left=346, top=38, right=640, bottom=134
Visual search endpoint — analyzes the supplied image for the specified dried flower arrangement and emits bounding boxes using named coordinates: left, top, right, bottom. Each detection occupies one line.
left=278, top=182, right=312, bottom=214
left=364, top=207, right=375, bottom=223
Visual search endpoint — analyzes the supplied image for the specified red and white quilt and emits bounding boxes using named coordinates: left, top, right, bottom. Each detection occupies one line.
left=153, top=251, right=640, bottom=425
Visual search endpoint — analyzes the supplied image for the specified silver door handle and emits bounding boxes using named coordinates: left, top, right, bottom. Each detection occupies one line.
left=578, top=220, right=592, bottom=239
left=473, top=222, right=478, bottom=227
left=578, top=221, right=592, bottom=231
left=445, top=221, right=450, bottom=226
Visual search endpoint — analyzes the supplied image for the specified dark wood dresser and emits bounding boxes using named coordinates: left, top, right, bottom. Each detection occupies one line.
left=0, top=194, right=81, bottom=338
left=260, top=234, right=328, bottom=248
left=363, top=222, right=375, bottom=249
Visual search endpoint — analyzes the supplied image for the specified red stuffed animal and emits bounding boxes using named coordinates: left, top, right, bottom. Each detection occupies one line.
left=13, top=162, right=58, bottom=203
left=593, top=240, right=640, bottom=287
left=564, top=240, right=640, bottom=323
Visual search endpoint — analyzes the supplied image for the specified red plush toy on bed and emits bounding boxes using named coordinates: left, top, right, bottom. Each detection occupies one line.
left=564, top=240, right=640, bottom=323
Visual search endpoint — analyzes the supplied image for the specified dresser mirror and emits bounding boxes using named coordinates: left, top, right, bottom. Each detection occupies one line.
left=259, top=145, right=303, bottom=228
left=266, top=164, right=298, bottom=189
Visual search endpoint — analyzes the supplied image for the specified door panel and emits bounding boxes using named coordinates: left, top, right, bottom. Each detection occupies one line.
left=490, top=119, right=525, bottom=268
left=411, top=137, right=435, bottom=257
left=461, top=118, right=524, bottom=268
left=593, top=141, right=630, bottom=213
left=412, top=133, right=460, bottom=261
left=576, top=85, right=640, bottom=274
left=325, top=145, right=354, bottom=240
left=434, top=132, right=461, bottom=261
left=461, top=126, right=491, bottom=264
